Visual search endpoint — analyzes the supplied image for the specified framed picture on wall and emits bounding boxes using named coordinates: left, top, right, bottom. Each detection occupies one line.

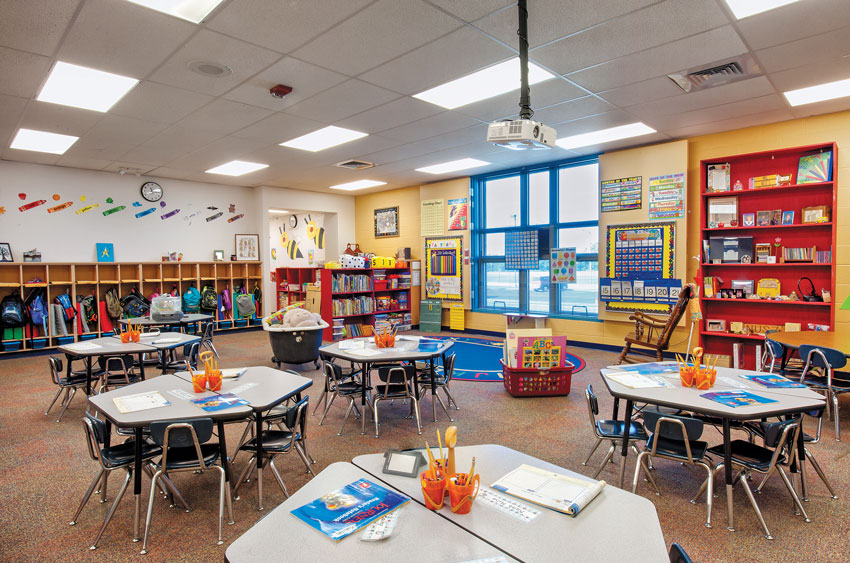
left=374, top=206, right=399, bottom=238
left=235, top=234, right=259, bottom=261
left=0, top=243, right=12, bottom=262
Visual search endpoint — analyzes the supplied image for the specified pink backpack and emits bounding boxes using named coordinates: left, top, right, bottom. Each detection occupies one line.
left=221, top=284, right=232, bottom=312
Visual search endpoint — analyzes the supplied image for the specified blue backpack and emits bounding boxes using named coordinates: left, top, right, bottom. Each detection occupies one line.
left=1, top=292, right=26, bottom=327
left=182, top=285, right=201, bottom=313
left=28, top=291, right=46, bottom=326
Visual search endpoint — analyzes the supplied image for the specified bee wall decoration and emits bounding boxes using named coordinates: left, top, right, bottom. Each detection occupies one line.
left=280, top=225, right=303, bottom=259
left=306, top=214, right=325, bottom=250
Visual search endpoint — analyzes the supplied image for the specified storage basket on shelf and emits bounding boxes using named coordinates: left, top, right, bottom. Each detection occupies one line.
left=499, top=359, right=573, bottom=397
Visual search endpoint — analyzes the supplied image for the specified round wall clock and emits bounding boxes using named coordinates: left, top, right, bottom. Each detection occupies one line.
left=289, top=214, right=298, bottom=228
left=140, top=181, right=163, bottom=202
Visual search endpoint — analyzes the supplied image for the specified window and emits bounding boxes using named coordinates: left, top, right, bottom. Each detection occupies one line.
left=472, top=157, right=599, bottom=319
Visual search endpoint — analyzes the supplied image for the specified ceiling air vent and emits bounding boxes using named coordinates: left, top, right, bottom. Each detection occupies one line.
left=667, top=54, right=761, bottom=93
left=334, top=159, right=375, bottom=170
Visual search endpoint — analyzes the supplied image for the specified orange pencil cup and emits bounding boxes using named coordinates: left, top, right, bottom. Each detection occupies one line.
left=207, top=371, right=222, bottom=392
left=192, top=372, right=207, bottom=393
left=420, top=470, right=446, bottom=510
left=447, top=474, right=480, bottom=514
left=120, top=332, right=131, bottom=343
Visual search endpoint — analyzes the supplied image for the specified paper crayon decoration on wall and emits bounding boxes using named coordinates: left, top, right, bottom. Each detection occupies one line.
left=76, top=203, right=99, bottom=215
left=102, top=205, right=125, bottom=216
left=19, top=199, right=47, bottom=212
left=550, top=248, right=577, bottom=283
left=47, top=201, right=74, bottom=213
left=160, top=208, right=180, bottom=219
left=206, top=212, right=223, bottom=221
left=797, top=151, right=832, bottom=183
left=135, top=207, right=156, bottom=218
left=227, top=214, right=244, bottom=223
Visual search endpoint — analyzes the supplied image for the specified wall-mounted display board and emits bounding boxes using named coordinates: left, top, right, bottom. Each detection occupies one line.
left=505, top=230, right=539, bottom=270
left=604, top=222, right=676, bottom=314
left=447, top=198, right=468, bottom=230
left=424, top=236, right=463, bottom=302
left=600, top=176, right=642, bottom=212
left=421, top=199, right=444, bottom=236
left=648, top=173, right=685, bottom=219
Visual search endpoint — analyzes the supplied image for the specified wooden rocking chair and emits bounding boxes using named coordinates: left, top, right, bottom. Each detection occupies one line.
left=617, top=284, right=695, bottom=364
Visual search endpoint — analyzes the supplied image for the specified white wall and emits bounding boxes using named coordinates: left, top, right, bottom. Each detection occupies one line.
left=0, top=160, right=260, bottom=262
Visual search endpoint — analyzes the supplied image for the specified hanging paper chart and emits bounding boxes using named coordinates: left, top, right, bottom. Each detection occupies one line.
left=600, top=176, right=642, bottom=212
left=550, top=248, right=576, bottom=283
left=648, top=173, right=685, bottom=219
left=505, top=230, right=538, bottom=270
left=447, top=198, right=468, bottom=230
left=424, top=236, right=462, bottom=301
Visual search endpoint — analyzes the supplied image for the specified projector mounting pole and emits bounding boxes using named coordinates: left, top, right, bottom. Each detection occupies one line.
left=517, top=0, right=533, bottom=120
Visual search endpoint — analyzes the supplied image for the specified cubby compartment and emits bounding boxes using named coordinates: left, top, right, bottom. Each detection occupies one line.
left=199, top=263, right=216, bottom=281
left=49, top=264, right=74, bottom=286
left=247, top=262, right=262, bottom=279
left=216, top=263, right=232, bottom=279
left=22, top=264, right=47, bottom=285
left=0, top=264, right=21, bottom=288
left=119, top=264, right=139, bottom=283
left=75, top=265, right=97, bottom=284
left=180, top=263, right=198, bottom=281
left=97, top=264, right=118, bottom=283
left=162, top=263, right=179, bottom=282
left=142, top=264, right=161, bottom=282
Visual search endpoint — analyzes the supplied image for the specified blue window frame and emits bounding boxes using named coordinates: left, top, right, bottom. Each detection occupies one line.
left=471, top=155, right=600, bottom=320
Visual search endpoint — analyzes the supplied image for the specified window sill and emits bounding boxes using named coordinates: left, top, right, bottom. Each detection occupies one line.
left=472, top=308, right=601, bottom=323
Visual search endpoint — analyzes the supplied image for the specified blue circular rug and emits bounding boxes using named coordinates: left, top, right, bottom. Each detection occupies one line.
left=424, top=336, right=585, bottom=382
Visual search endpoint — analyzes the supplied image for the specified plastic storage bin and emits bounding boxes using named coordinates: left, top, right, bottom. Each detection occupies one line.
left=32, top=338, right=48, bottom=349
left=80, top=334, right=97, bottom=341
left=57, top=336, right=75, bottom=345
left=151, top=295, right=184, bottom=322
left=2, top=340, right=23, bottom=351
left=500, top=359, right=572, bottom=397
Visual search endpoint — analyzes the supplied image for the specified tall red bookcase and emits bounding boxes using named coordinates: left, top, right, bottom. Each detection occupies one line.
left=699, top=142, right=837, bottom=370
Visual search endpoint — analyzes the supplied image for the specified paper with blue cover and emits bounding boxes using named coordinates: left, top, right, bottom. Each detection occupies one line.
left=191, top=393, right=249, bottom=412
left=740, top=374, right=805, bottom=388
left=605, top=361, right=679, bottom=375
left=490, top=464, right=605, bottom=517
left=700, top=390, right=778, bottom=408
left=290, top=479, right=409, bottom=541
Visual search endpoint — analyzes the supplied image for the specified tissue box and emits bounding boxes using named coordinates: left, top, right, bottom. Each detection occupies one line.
left=340, top=254, right=366, bottom=268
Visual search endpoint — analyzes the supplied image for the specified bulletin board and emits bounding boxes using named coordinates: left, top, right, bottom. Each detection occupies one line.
left=424, top=235, right=463, bottom=302
left=505, top=230, right=538, bottom=270
left=605, top=221, right=675, bottom=314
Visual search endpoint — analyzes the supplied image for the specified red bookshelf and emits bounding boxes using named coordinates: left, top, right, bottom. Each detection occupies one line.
left=275, top=267, right=320, bottom=309
left=699, top=142, right=837, bottom=370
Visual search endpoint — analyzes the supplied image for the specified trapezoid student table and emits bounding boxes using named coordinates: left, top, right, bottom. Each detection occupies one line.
left=87, top=366, right=312, bottom=544
left=225, top=461, right=517, bottom=563
left=767, top=331, right=850, bottom=369
left=600, top=364, right=825, bottom=532
left=353, top=444, right=667, bottom=563
left=138, top=332, right=201, bottom=373
left=319, top=337, right=454, bottom=432
left=58, top=337, right=156, bottom=396
left=120, top=313, right=214, bottom=332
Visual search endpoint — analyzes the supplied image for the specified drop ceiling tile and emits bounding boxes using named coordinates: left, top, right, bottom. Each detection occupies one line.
left=359, top=27, right=513, bottom=95
left=379, top=112, right=481, bottom=143
left=1, top=147, right=61, bottom=165
left=646, top=94, right=787, bottom=131
left=149, top=30, right=282, bottom=96
left=530, top=96, right=617, bottom=126
left=175, top=99, right=273, bottom=135
left=223, top=57, right=347, bottom=111
left=231, top=112, right=326, bottom=144
left=58, top=0, right=196, bottom=77
left=0, top=94, right=27, bottom=131
left=735, top=0, right=850, bottom=50
left=55, top=156, right=113, bottom=170
left=552, top=110, right=643, bottom=137
left=566, top=26, right=747, bottom=92
left=425, top=0, right=513, bottom=22
left=146, top=167, right=192, bottom=180
left=567, top=131, right=670, bottom=156
left=18, top=100, right=102, bottom=137
left=207, top=0, right=373, bottom=54
left=598, top=76, right=684, bottom=108
left=165, top=135, right=273, bottom=170
left=293, top=0, right=462, bottom=76
left=530, top=0, right=729, bottom=75
left=0, top=47, right=51, bottom=98
left=101, top=161, right=158, bottom=175
left=474, top=0, right=658, bottom=49
left=454, top=78, right=587, bottom=121
left=756, top=26, right=850, bottom=74
left=282, top=79, right=399, bottom=123
left=123, top=126, right=222, bottom=166
left=357, top=136, right=456, bottom=164
left=768, top=58, right=850, bottom=93
left=71, top=115, right=168, bottom=153
left=335, top=98, right=445, bottom=134
left=666, top=109, right=794, bottom=139
left=0, top=0, right=80, bottom=56
left=60, top=143, right=134, bottom=162
left=789, top=96, right=850, bottom=119
left=110, top=81, right=214, bottom=124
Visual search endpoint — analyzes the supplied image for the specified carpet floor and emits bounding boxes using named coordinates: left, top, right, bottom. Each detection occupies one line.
left=1, top=329, right=848, bottom=563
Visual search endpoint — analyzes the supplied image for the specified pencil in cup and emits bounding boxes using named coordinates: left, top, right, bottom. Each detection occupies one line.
left=420, top=469, right=446, bottom=510
left=447, top=473, right=480, bottom=514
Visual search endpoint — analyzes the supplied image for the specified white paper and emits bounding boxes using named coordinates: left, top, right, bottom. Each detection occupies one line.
left=386, top=453, right=417, bottom=473
left=168, top=389, right=195, bottom=400
left=347, top=348, right=383, bottom=357
left=720, top=376, right=748, bottom=389
left=339, top=340, right=366, bottom=350
left=220, top=368, right=247, bottom=379
left=65, top=342, right=101, bottom=351
left=491, top=464, right=605, bottom=516
left=151, top=337, right=182, bottom=345
left=113, top=391, right=170, bottom=414
left=606, top=372, right=667, bottom=389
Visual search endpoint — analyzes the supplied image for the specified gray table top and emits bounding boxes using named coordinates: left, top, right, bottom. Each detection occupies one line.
left=224, top=462, right=518, bottom=563
left=600, top=364, right=825, bottom=419
left=58, top=336, right=156, bottom=357
left=353, top=444, right=667, bottom=563
left=120, top=313, right=214, bottom=326
left=88, top=367, right=312, bottom=427
left=320, top=337, right=453, bottom=363
left=137, top=332, right=201, bottom=350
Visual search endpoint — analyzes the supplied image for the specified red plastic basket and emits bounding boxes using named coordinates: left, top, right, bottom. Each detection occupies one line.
left=500, top=359, right=572, bottom=397
left=373, top=280, right=388, bottom=290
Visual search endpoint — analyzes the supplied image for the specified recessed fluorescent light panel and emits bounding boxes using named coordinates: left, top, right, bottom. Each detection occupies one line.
left=11, top=128, right=79, bottom=154
left=416, top=158, right=490, bottom=175
left=329, top=180, right=386, bottom=191
left=413, top=58, right=555, bottom=110
left=268, top=209, right=290, bottom=214
left=784, top=77, right=850, bottom=106
left=724, top=0, right=801, bottom=19
left=125, top=0, right=225, bottom=23
left=205, top=160, right=268, bottom=176
left=280, top=126, right=368, bottom=152
left=37, top=61, right=138, bottom=113
left=556, top=123, right=656, bottom=150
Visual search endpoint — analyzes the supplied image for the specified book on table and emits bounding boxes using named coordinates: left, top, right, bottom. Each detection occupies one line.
left=604, top=362, right=679, bottom=375
left=290, top=479, right=409, bottom=541
left=191, top=393, right=249, bottom=412
left=740, top=374, right=805, bottom=388
left=700, top=390, right=778, bottom=407
left=491, top=464, right=605, bottom=517
left=605, top=371, right=669, bottom=389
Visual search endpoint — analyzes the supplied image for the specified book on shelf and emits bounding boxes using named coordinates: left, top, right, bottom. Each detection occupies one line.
left=332, top=296, right=374, bottom=316
left=331, top=273, right=371, bottom=293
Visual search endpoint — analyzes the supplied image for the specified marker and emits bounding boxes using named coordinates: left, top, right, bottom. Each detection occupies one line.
left=227, top=213, right=244, bottom=223
left=160, top=208, right=180, bottom=219
left=205, top=212, right=223, bottom=222
left=135, top=207, right=156, bottom=218
left=102, top=205, right=126, bottom=216
left=47, top=201, right=74, bottom=213
left=19, top=199, right=47, bottom=212
left=75, top=203, right=99, bottom=215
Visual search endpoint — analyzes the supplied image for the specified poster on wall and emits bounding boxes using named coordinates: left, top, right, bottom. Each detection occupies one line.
left=550, top=248, right=576, bottom=283
left=421, top=199, right=444, bottom=236
left=648, top=173, right=685, bottom=219
left=505, top=230, right=539, bottom=270
left=424, top=236, right=462, bottom=302
left=269, top=213, right=325, bottom=270
left=447, top=198, right=468, bottom=230
left=374, top=206, right=399, bottom=238
left=604, top=222, right=676, bottom=314
left=600, top=176, right=642, bottom=212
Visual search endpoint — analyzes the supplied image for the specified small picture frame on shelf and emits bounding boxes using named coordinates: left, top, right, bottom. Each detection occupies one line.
left=213, top=250, right=224, bottom=261
left=801, top=205, right=831, bottom=224
left=731, top=280, right=754, bottom=296
left=769, top=209, right=782, bottom=225
left=781, top=210, right=794, bottom=225
left=707, top=163, right=731, bottom=192
left=707, top=196, right=738, bottom=228
left=0, top=243, right=12, bottom=262
left=755, top=243, right=771, bottom=263
left=756, top=210, right=771, bottom=226
left=706, top=319, right=726, bottom=332
left=742, top=213, right=755, bottom=227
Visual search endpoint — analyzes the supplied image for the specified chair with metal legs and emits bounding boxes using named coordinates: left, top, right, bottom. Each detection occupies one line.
left=582, top=385, right=647, bottom=479
left=70, top=413, right=163, bottom=550
left=318, top=361, right=373, bottom=436
left=762, top=335, right=804, bottom=377
left=633, top=412, right=714, bottom=528
left=97, top=356, right=139, bottom=394
left=233, top=397, right=313, bottom=509
left=199, top=321, right=219, bottom=358
left=313, top=360, right=357, bottom=417
left=46, top=357, right=87, bottom=422
left=418, top=353, right=459, bottom=422
left=141, top=418, right=233, bottom=555
left=373, top=365, right=421, bottom=438
left=698, top=417, right=809, bottom=539
left=799, top=345, right=850, bottom=441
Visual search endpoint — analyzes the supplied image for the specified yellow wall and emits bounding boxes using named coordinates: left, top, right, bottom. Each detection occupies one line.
left=354, top=109, right=850, bottom=348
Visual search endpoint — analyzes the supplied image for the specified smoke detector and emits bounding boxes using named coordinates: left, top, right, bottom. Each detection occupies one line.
left=334, top=159, right=375, bottom=171
left=188, top=60, right=233, bottom=78
left=667, top=54, right=761, bottom=93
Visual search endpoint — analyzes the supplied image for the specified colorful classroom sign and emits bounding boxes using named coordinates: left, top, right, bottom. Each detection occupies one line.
left=447, top=197, right=468, bottom=230
left=424, top=235, right=463, bottom=301
left=648, top=173, right=685, bottom=219
left=550, top=248, right=576, bottom=284
left=505, top=230, right=538, bottom=270
left=600, top=176, right=642, bottom=212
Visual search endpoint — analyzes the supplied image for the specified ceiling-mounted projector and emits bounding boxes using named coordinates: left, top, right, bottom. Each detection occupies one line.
left=487, top=119, right=556, bottom=150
